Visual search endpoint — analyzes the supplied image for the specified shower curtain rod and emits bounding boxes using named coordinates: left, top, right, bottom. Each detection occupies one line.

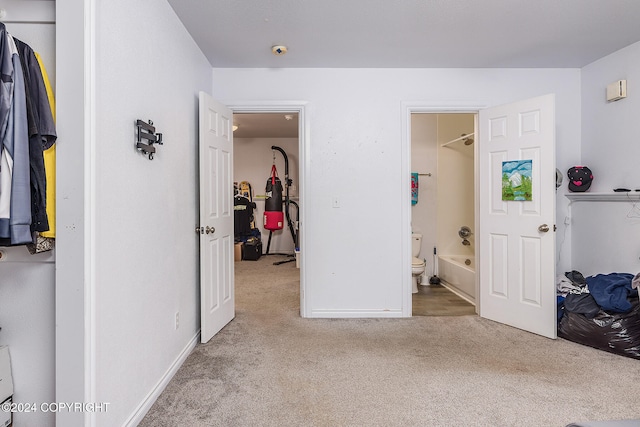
left=441, top=132, right=475, bottom=148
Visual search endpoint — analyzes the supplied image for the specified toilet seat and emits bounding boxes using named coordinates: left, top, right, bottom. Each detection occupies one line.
left=412, top=257, right=425, bottom=267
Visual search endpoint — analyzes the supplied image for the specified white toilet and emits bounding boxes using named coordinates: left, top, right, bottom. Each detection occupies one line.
left=412, top=233, right=426, bottom=293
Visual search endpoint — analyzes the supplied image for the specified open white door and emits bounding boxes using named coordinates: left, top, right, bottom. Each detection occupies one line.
left=478, top=94, right=556, bottom=338
left=199, top=91, right=235, bottom=343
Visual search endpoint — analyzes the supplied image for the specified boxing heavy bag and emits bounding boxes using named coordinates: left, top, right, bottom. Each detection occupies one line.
left=264, top=165, right=284, bottom=231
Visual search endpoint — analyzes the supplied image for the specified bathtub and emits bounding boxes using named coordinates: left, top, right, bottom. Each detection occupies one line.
left=437, top=255, right=476, bottom=305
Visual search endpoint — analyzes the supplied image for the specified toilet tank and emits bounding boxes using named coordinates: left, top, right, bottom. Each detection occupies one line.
left=412, top=233, right=422, bottom=257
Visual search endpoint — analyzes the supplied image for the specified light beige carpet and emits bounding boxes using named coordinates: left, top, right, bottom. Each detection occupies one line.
left=140, top=255, right=640, bottom=427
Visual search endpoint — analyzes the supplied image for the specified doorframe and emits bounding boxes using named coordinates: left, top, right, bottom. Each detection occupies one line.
left=226, top=101, right=310, bottom=317
left=401, top=101, right=488, bottom=317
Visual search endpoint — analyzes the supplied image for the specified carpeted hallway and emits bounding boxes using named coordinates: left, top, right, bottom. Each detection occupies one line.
left=140, top=255, right=640, bottom=427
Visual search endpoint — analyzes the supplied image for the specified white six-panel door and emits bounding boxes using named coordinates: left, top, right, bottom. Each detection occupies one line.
left=199, top=91, right=235, bottom=343
left=478, top=94, right=556, bottom=338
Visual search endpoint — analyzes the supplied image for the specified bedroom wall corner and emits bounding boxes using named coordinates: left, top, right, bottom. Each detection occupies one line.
left=91, top=0, right=213, bottom=425
left=574, top=40, right=640, bottom=275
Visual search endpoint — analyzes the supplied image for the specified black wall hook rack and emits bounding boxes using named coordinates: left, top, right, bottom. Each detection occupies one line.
left=136, top=119, right=163, bottom=160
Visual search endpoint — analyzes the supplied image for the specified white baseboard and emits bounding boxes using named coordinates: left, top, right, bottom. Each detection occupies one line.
left=123, top=331, right=200, bottom=427
left=439, top=281, right=477, bottom=306
left=309, top=309, right=404, bottom=318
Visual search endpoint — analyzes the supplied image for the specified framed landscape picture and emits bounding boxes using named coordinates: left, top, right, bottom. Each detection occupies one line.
left=502, top=160, right=532, bottom=201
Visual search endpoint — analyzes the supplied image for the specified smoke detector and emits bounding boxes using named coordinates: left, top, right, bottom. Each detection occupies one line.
left=271, top=45, right=288, bottom=56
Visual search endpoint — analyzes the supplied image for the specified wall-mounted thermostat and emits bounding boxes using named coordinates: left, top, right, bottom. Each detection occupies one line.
left=606, top=79, right=627, bottom=102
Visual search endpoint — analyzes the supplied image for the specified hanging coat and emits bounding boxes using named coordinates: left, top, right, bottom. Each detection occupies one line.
left=0, top=34, right=32, bottom=244
left=15, top=37, right=55, bottom=233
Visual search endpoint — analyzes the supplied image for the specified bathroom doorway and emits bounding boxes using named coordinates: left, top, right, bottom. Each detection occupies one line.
left=411, top=112, right=477, bottom=316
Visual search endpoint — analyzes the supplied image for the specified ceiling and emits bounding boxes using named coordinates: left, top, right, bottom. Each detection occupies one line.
left=233, top=113, right=298, bottom=138
left=168, top=0, right=640, bottom=69
left=167, top=0, right=640, bottom=137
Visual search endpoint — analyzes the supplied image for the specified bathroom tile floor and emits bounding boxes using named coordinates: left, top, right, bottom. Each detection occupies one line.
left=412, top=283, right=476, bottom=316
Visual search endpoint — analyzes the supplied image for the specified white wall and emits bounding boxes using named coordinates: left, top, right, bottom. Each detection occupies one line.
left=93, top=1, right=212, bottom=424
left=573, top=41, right=640, bottom=275
left=0, top=251, right=54, bottom=427
left=234, top=137, right=299, bottom=254
left=213, top=68, right=581, bottom=316
left=0, top=2, right=56, bottom=426
left=571, top=201, right=640, bottom=276
left=581, top=41, right=640, bottom=192
left=56, top=1, right=90, bottom=425
left=57, top=0, right=213, bottom=425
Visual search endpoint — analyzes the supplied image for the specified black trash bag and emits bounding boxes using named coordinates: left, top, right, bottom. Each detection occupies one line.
left=558, top=298, right=640, bottom=360
left=234, top=195, right=255, bottom=238
left=564, top=293, right=600, bottom=319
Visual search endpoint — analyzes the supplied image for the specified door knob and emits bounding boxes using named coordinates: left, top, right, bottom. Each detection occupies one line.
left=196, top=226, right=204, bottom=234
left=538, top=224, right=549, bottom=233
left=205, top=226, right=215, bottom=234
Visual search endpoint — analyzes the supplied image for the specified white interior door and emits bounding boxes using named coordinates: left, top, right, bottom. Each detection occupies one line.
left=478, top=94, right=556, bottom=338
left=199, top=91, right=235, bottom=343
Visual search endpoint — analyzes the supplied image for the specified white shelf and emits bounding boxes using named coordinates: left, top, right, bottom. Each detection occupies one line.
left=565, top=192, right=640, bottom=202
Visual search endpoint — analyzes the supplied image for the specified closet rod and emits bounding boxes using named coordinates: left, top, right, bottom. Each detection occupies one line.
left=1, top=20, right=54, bottom=24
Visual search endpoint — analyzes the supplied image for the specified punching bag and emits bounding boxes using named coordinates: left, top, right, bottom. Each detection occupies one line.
left=264, top=165, right=284, bottom=231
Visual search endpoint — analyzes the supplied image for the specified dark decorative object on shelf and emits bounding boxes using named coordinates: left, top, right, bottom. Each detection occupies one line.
left=567, top=166, right=593, bottom=192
